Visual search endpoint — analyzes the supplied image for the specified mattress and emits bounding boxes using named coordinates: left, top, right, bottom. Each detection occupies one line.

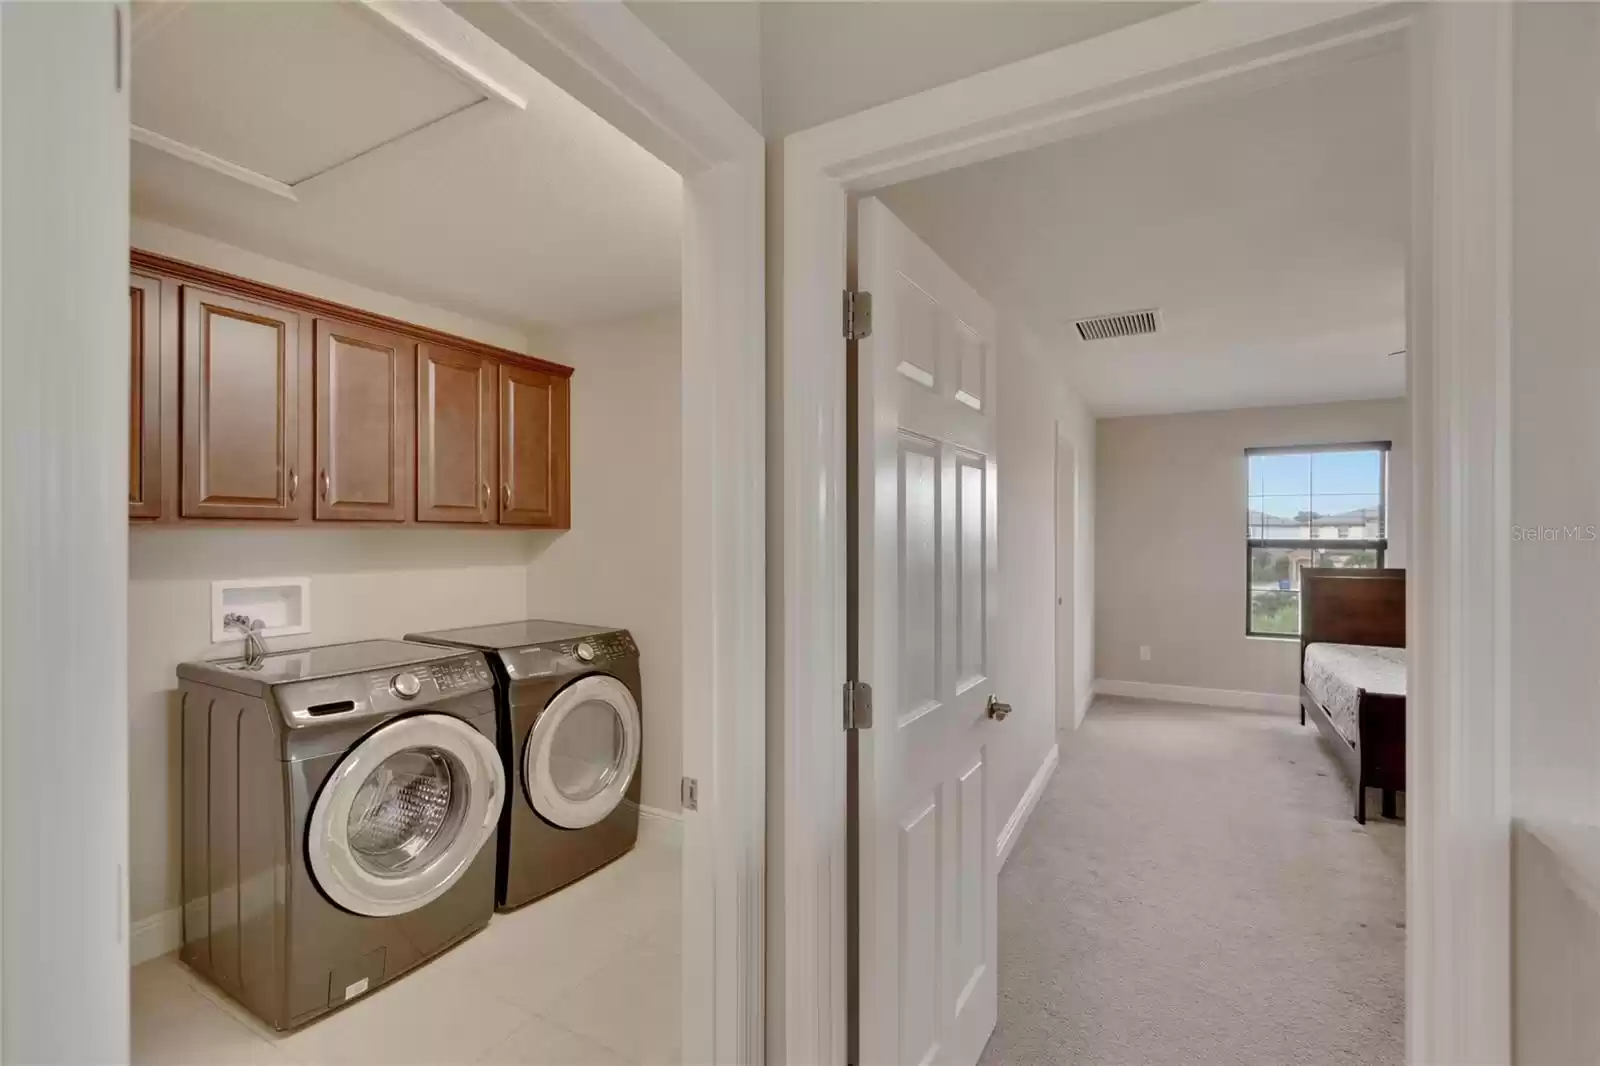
left=1303, top=642, right=1407, bottom=745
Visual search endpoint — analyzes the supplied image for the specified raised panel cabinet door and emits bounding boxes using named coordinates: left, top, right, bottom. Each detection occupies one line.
left=498, top=362, right=570, bottom=528
left=181, top=286, right=302, bottom=519
left=416, top=344, right=496, bottom=524
left=128, top=273, right=163, bottom=518
left=315, top=318, right=413, bottom=522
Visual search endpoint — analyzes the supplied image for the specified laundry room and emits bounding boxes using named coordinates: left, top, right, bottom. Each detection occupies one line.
left=124, top=4, right=687, bottom=1063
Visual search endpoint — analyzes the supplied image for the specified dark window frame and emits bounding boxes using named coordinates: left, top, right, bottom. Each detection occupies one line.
left=1244, top=441, right=1391, bottom=638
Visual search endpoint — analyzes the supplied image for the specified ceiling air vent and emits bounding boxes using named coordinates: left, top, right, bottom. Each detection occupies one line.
left=1074, top=308, right=1159, bottom=342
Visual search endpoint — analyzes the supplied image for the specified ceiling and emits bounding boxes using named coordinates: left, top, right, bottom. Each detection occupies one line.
left=130, top=1, right=681, bottom=330
left=626, top=1, right=1186, bottom=137
left=879, top=47, right=1409, bottom=417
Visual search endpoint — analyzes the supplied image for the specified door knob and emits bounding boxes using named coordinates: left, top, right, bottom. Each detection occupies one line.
left=986, top=695, right=1012, bottom=721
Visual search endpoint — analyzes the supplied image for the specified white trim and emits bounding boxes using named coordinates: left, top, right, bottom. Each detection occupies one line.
left=776, top=7, right=1507, bottom=1063
left=131, top=909, right=181, bottom=966
left=996, top=745, right=1059, bottom=869
left=129, top=125, right=298, bottom=202
left=1075, top=686, right=1094, bottom=729
left=638, top=803, right=684, bottom=847
left=357, top=1, right=530, bottom=110
left=1093, top=679, right=1299, bottom=715
left=1406, top=8, right=1513, bottom=1063
left=451, top=9, right=765, bottom=1066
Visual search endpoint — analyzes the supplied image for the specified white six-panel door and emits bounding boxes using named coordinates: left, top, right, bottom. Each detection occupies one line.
left=855, top=197, right=999, bottom=1066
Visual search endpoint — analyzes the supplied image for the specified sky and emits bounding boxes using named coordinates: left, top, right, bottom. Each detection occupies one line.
left=1248, top=448, right=1384, bottom=520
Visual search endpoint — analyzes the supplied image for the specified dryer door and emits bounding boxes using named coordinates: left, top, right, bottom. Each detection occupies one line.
left=308, top=713, right=504, bottom=917
left=523, top=674, right=641, bottom=829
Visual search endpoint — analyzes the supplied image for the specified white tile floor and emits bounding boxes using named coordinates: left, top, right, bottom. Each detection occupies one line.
left=133, top=837, right=681, bottom=1066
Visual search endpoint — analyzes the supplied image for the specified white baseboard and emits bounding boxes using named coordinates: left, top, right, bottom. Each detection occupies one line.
left=996, top=744, right=1059, bottom=869
left=638, top=803, right=684, bottom=847
left=132, top=908, right=181, bottom=966
left=1093, top=679, right=1297, bottom=715
left=1075, top=686, right=1094, bottom=728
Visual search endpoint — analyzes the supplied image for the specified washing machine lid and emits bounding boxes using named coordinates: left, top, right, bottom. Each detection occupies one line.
left=308, top=712, right=504, bottom=917
left=407, top=619, right=619, bottom=651
left=523, top=675, right=641, bottom=829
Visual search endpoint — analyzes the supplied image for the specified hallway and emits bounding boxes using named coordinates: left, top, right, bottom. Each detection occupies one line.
left=979, top=699, right=1404, bottom=1065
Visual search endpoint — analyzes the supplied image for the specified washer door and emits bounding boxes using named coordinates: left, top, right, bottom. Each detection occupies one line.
left=523, top=675, right=641, bottom=829
left=308, top=713, right=504, bottom=918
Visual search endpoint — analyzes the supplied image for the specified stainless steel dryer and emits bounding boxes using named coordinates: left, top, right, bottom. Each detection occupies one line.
left=177, top=640, right=505, bottom=1030
left=405, top=621, right=642, bottom=910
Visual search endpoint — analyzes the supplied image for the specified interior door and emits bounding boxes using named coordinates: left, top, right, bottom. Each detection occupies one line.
left=180, top=286, right=303, bottom=519
left=498, top=362, right=570, bottom=528
left=416, top=343, right=497, bottom=524
left=854, top=197, right=999, bottom=1066
left=314, top=318, right=413, bottom=522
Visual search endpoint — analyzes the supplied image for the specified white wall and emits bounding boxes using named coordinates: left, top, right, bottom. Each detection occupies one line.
left=993, top=325, right=1095, bottom=851
left=1508, top=8, right=1600, bottom=1056
left=2, top=4, right=131, bottom=1060
left=531, top=308, right=684, bottom=815
left=124, top=226, right=685, bottom=958
left=1095, top=398, right=1409, bottom=697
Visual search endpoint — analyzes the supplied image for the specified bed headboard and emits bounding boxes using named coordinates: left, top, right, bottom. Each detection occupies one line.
left=1299, top=567, right=1407, bottom=673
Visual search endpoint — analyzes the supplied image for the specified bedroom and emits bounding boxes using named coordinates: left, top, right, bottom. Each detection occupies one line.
left=870, top=37, right=1410, bottom=1064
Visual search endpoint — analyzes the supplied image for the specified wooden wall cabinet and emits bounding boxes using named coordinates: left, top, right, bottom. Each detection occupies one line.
left=498, top=363, right=571, bottom=528
left=128, top=273, right=163, bottom=518
left=416, top=343, right=498, bottom=524
left=316, top=319, right=414, bottom=523
left=129, top=251, right=572, bottom=530
left=180, top=286, right=302, bottom=520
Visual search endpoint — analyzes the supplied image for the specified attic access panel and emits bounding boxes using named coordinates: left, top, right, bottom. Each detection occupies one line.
left=131, top=1, right=485, bottom=187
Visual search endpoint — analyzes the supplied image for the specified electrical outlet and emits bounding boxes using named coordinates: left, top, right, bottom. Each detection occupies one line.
left=1139, top=645, right=1152, bottom=662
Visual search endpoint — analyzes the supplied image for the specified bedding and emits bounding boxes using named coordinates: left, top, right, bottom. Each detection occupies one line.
left=1302, top=642, right=1407, bottom=745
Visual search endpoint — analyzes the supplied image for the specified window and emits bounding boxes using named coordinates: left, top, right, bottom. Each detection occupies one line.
left=1245, top=442, right=1389, bottom=637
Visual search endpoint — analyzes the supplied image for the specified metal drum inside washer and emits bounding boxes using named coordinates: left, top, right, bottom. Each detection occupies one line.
left=406, top=620, right=642, bottom=910
left=177, top=640, right=504, bottom=1029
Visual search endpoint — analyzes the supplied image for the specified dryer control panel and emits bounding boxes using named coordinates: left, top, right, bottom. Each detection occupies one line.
left=499, top=630, right=638, bottom=681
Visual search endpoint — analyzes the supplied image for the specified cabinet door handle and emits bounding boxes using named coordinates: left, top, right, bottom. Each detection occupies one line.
left=319, top=469, right=330, bottom=501
left=288, top=468, right=298, bottom=501
left=502, top=484, right=511, bottom=511
left=480, top=482, right=490, bottom=512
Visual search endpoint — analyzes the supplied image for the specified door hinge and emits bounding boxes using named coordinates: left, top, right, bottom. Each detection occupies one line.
left=681, top=776, right=699, bottom=811
left=844, top=680, right=874, bottom=731
left=844, top=289, right=873, bottom=341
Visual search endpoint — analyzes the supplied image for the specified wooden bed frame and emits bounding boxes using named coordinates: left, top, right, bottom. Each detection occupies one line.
left=1298, top=567, right=1407, bottom=824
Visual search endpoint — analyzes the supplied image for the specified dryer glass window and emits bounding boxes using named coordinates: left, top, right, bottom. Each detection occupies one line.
left=346, top=748, right=467, bottom=877
left=549, top=698, right=623, bottom=802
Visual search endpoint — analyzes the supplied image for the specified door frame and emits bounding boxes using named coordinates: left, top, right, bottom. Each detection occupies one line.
left=774, top=5, right=1512, bottom=1065
left=459, top=6, right=767, bottom=1063
left=1054, top=423, right=1078, bottom=735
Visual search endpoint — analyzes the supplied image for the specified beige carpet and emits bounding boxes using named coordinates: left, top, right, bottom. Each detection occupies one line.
left=979, top=699, right=1405, bottom=1066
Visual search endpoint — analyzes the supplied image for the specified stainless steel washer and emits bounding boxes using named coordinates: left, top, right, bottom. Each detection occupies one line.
left=405, top=621, right=642, bottom=910
left=178, top=640, right=504, bottom=1030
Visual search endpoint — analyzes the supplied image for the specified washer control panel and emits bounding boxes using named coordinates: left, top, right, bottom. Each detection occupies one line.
left=277, top=654, right=494, bottom=723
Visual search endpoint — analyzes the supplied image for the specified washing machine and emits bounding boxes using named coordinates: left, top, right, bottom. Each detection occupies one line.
left=177, top=640, right=505, bottom=1030
left=405, top=620, right=642, bottom=910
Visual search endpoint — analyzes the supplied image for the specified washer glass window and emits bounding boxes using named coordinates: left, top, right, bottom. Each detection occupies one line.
left=346, top=749, right=468, bottom=877
left=309, top=714, right=503, bottom=917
